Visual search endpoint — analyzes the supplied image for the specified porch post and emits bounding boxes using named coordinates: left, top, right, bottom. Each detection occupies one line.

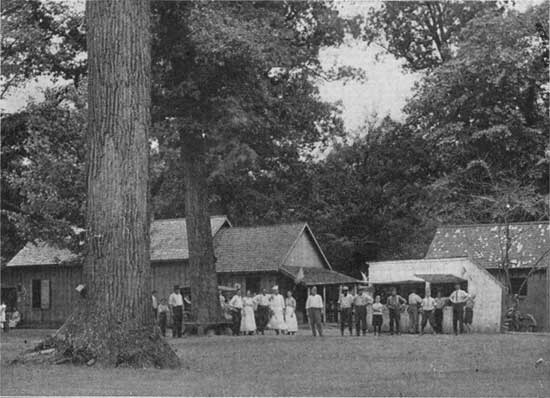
left=322, top=285, right=326, bottom=324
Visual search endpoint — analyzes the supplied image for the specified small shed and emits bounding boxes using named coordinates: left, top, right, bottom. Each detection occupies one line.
left=368, top=257, right=505, bottom=333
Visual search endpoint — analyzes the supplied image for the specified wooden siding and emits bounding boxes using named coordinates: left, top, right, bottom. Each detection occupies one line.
left=283, top=231, right=325, bottom=269
left=1, top=266, right=82, bottom=327
left=151, top=260, right=188, bottom=301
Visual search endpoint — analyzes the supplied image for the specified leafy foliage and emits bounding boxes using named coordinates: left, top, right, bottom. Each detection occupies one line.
left=363, top=1, right=501, bottom=71
left=1, top=0, right=86, bottom=98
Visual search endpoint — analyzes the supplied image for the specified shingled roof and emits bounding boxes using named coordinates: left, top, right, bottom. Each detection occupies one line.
left=151, top=216, right=230, bottom=261
left=213, top=223, right=331, bottom=273
left=7, top=216, right=231, bottom=267
left=425, top=222, right=550, bottom=269
left=281, top=265, right=361, bottom=286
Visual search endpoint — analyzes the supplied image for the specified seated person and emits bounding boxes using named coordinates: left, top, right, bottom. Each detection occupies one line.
left=9, top=309, right=21, bottom=329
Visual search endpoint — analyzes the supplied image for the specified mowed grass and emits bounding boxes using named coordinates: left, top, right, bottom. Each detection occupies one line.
left=1, top=327, right=550, bottom=396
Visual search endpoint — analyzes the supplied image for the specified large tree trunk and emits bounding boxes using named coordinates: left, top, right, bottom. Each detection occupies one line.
left=23, top=0, right=179, bottom=368
left=181, top=136, right=222, bottom=328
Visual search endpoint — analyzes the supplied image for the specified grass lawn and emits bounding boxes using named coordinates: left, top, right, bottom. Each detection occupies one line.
left=1, top=326, right=550, bottom=396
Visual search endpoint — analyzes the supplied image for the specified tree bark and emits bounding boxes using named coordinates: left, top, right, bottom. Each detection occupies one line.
left=22, top=0, right=179, bottom=368
left=181, top=135, right=223, bottom=328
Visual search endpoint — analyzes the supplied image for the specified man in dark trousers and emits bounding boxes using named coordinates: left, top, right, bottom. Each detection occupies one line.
left=305, top=286, right=324, bottom=336
left=254, top=289, right=271, bottom=335
left=168, top=285, right=184, bottom=338
left=386, top=287, right=406, bottom=335
left=353, top=286, right=373, bottom=335
left=449, top=283, right=469, bottom=335
left=338, top=286, right=354, bottom=336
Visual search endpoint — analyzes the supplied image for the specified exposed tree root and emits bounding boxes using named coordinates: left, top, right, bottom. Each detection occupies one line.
left=12, top=307, right=180, bottom=369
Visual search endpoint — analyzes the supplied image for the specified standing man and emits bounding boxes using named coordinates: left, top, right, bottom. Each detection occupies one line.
left=407, top=289, right=422, bottom=334
left=434, top=290, right=447, bottom=333
left=254, top=288, right=271, bottom=335
left=305, top=286, right=324, bottom=337
left=168, top=285, right=184, bottom=338
left=151, top=290, right=158, bottom=321
left=449, top=283, right=469, bottom=335
left=229, top=288, right=244, bottom=336
left=353, top=286, right=373, bottom=336
left=420, top=290, right=436, bottom=334
left=338, top=286, right=354, bottom=336
left=386, top=287, right=406, bottom=335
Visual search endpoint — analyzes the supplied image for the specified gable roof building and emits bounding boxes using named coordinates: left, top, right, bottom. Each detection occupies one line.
left=425, top=221, right=550, bottom=269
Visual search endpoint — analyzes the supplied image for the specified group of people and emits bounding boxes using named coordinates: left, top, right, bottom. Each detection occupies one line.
left=333, top=283, right=475, bottom=336
left=0, top=302, right=21, bottom=332
left=223, top=285, right=298, bottom=336
left=151, top=282, right=476, bottom=338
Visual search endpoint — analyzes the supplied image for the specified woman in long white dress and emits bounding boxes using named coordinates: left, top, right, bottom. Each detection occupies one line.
left=240, top=290, right=257, bottom=335
left=285, top=291, right=298, bottom=335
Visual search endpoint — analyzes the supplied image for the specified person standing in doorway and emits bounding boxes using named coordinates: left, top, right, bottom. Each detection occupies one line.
left=254, top=288, right=271, bottom=335
left=305, top=286, right=324, bottom=337
left=434, top=291, right=447, bottom=333
left=338, top=286, right=354, bottom=336
left=151, top=290, right=158, bottom=321
left=229, top=288, right=244, bottom=336
left=386, top=287, right=406, bottom=335
left=168, top=285, right=184, bottom=338
left=407, top=289, right=422, bottom=334
left=353, top=286, right=373, bottom=336
left=420, top=291, right=436, bottom=334
left=449, top=283, right=468, bottom=335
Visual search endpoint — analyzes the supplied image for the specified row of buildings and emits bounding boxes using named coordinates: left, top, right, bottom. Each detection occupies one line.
left=1, top=217, right=549, bottom=332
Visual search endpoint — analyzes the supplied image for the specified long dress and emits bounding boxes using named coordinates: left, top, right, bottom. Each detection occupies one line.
left=240, top=297, right=257, bottom=333
left=285, top=297, right=298, bottom=333
left=267, top=294, right=287, bottom=331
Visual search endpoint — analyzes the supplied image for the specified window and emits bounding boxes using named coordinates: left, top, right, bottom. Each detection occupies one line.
left=31, top=279, right=50, bottom=309
left=245, top=276, right=261, bottom=294
left=510, top=278, right=527, bottom=296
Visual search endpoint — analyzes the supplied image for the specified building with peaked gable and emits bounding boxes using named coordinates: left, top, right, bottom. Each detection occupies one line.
left=1, top=216, right=360, bottom=327
left=425, top=222, right=549, bottom=331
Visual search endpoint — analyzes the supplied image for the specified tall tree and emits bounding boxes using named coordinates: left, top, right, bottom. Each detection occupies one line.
left=30, top=0, right=178, bottom=367
left=150, top=1, right=357, bottom=323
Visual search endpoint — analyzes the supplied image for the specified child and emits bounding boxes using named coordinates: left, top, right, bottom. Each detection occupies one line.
left=372, top=295, right=384, bottom=336
left=157, top=298, right=170, bottom=337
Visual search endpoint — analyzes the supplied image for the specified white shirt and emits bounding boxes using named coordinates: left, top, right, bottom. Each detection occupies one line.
left=269, top=294, right=285, bottom=310
left=254, top=294, right=271, bottom=306
left=338, top=294, right=354, bottom=309
left=168, top=292, right=183, bottom=307
left=152, top=295, right=158, bottom=309
left=408, top=293, right=422, bottom=305
left=421, top=297, right=436, bottom=311
left=306, top=294, right=324, bottom=309
left=229, top=294, right=243, bottom=309
left=449, top=289, right=469, bottom=304
left=372, top=302, right=384, bottom=314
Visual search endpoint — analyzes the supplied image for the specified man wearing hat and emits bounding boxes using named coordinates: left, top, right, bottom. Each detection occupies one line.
left=353, top=285, right=373, bottom=336
left=267, top=285, right=286, bottom=335
left=338, top=286, right=354, bottom=336
left=168, top=285, right=184, bottom=338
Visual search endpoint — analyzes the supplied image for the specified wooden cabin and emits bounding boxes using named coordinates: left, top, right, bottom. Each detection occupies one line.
left=1, top=216, right=360, bottom=327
